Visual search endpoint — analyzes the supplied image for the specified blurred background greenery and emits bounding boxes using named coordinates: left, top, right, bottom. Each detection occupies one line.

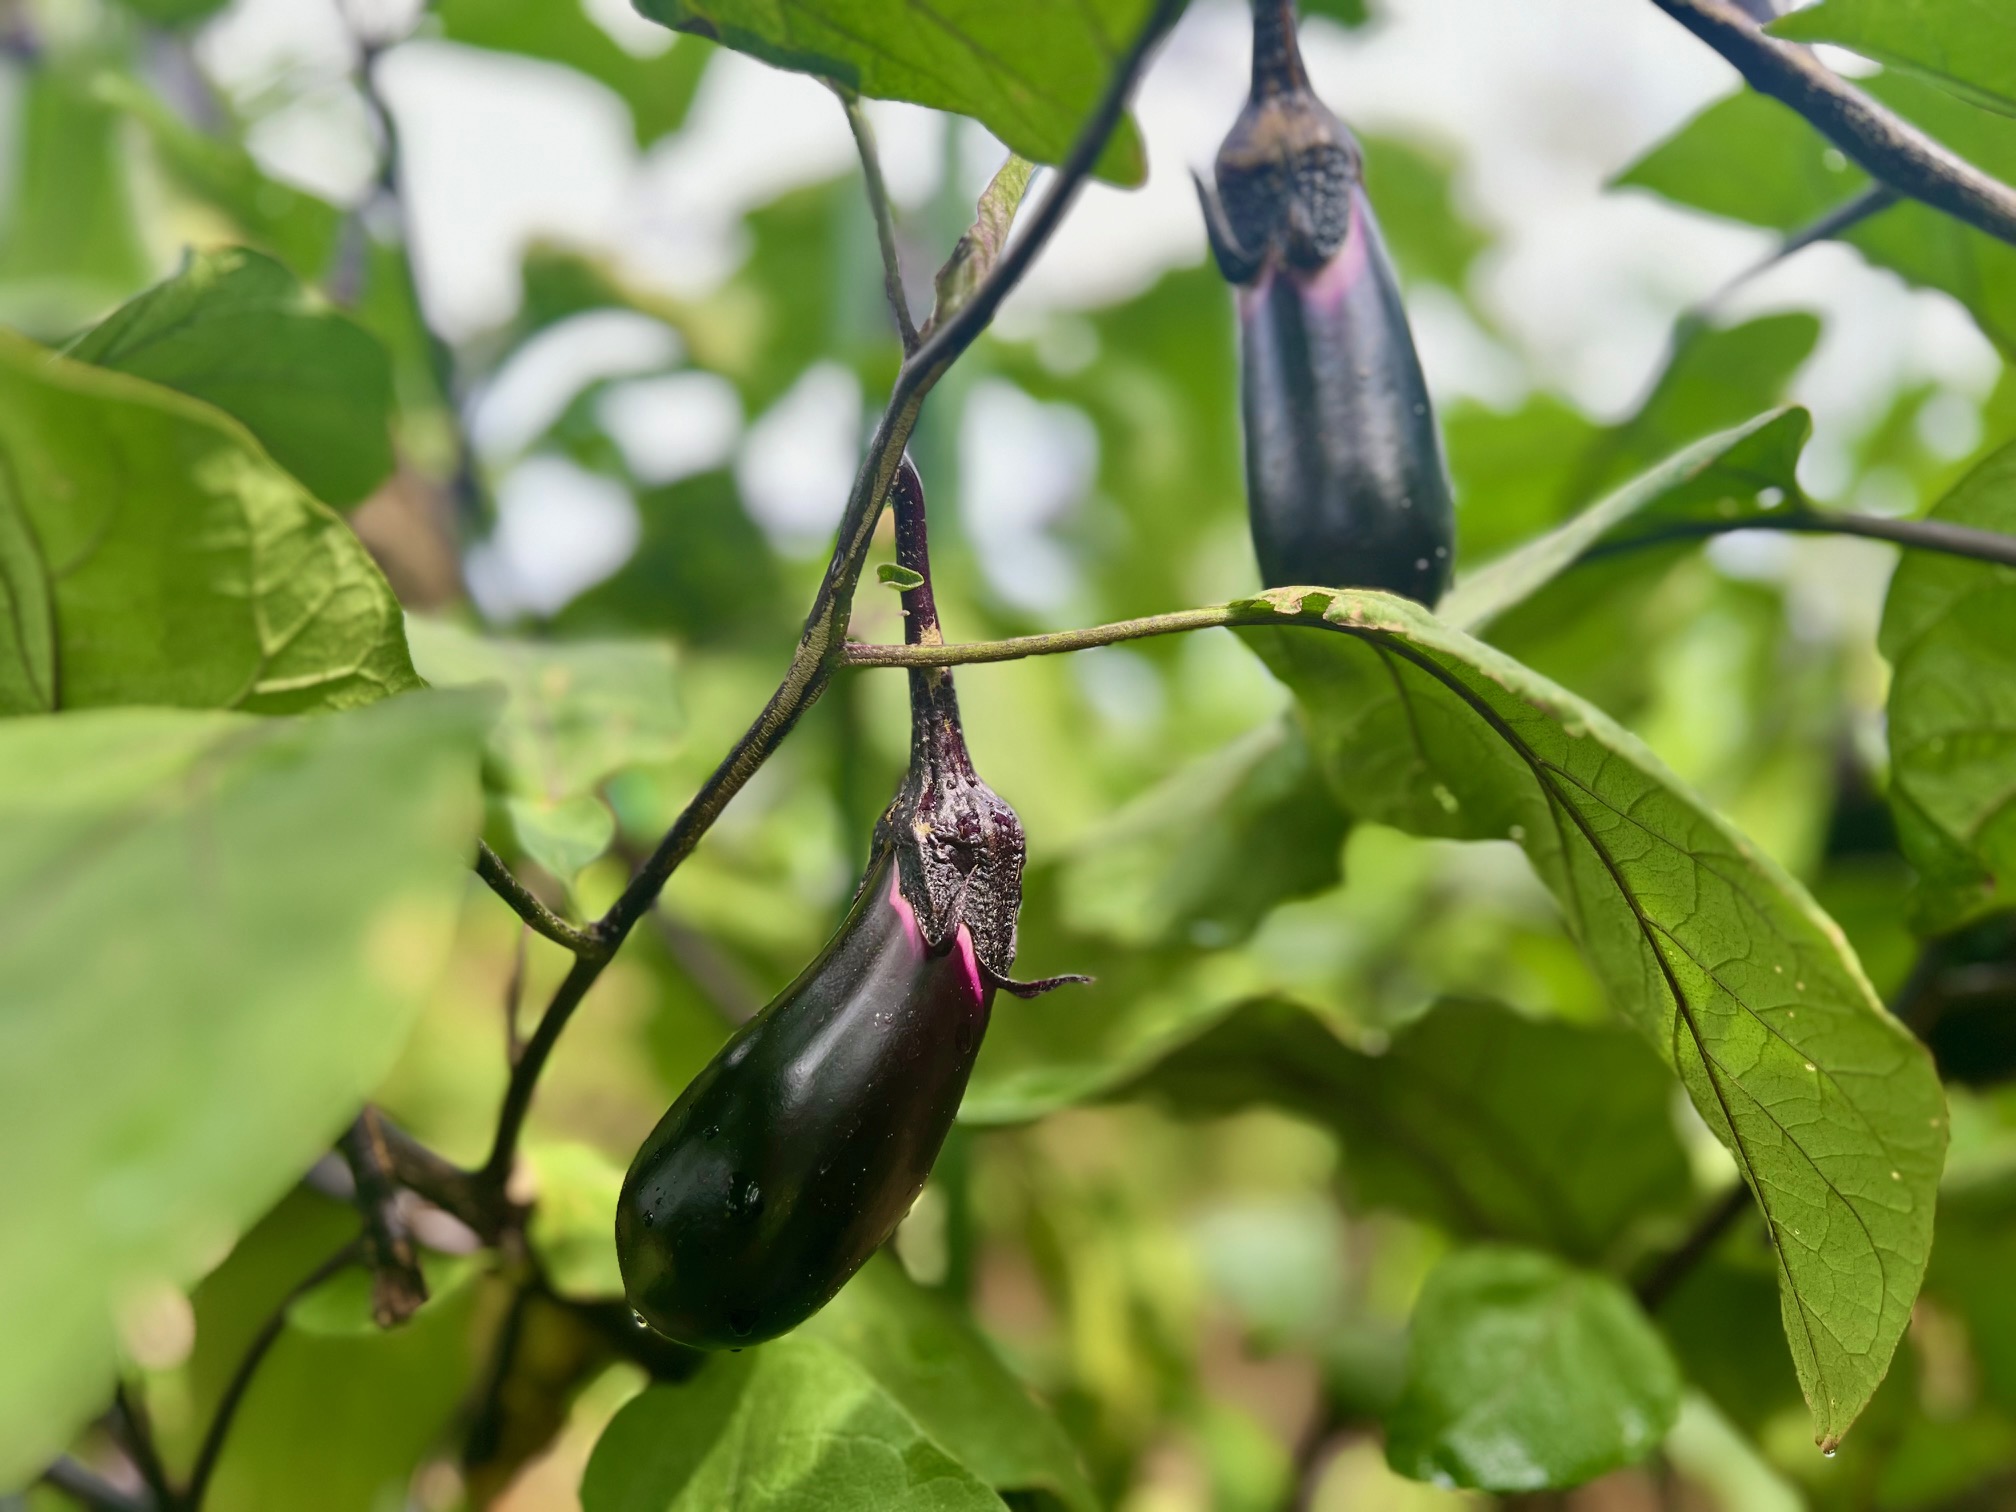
left=6, top=0, right=2016, bottom=1507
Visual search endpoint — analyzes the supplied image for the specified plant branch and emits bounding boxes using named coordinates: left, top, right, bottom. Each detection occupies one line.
left=844, top=606, right=1246, bottom=667
left=1647, top=0, right=2016, bottom=248
left=474, top=844, right=605, bottom=958
left=835, top=87, right=918, bottom=350
left=41, top=1457, right=147, bottom=1512
left=185, top=1243, right=361, bottom=1512
left=1636, top=1184, right=1753, bottom=1310
left=472, top=0, right=1184, bottom=1195
left=1582, top=505, right=2016, bottom=569
left=107, top=1386, right=174, bottom=1512
left=338, top=1108, right=429, bottom=1327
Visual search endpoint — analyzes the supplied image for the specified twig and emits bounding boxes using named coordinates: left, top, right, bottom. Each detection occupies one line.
left=338, top=1108, right=429, bottom=1327
left=835, top=87, right=918, bottom=350
left=503, top=925, right=529, bottom=1065
left=473, top=0, right=1186, bottom=1196
left=474, top=845, right=605, bottom=958
left=372, top=1112, right=508, bottom=1242
left=843, top=606, right=1248, bottom=667
left=108, top=1385, right=174, bottom=1512
left=1579, top=505, right=2016, bottom=569
left=40, top=1457, right=147, bottom=1512
left=1635, top=1184, right=1753, bottom=1310
left=184, top=1243, right=361, bottom=1511
left=1647, top=0, right=2016, bottom=248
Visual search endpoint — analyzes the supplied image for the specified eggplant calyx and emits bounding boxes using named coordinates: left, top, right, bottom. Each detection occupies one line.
left=1204, top=0, right=1361, bottom=281
left=988, top=969, right=1095, bottom=1000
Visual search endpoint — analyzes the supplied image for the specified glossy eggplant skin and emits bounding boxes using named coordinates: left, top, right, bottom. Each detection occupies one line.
left=616, top=852, right=992, bottom=1350
left=1239, top=184, right=1453, bottom=603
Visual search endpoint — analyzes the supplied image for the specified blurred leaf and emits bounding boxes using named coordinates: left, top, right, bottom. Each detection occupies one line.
left=631, top=0, right=1159, bottom=185
left=1057, top=717, right=1348, bottom=950
left=925, top=154, right=1035, bottom=336
left=0, top=691, right=488, bottom=1486
left=166, top=1192, right=490, bottom=1511
left=1880, top=441, right=2016, bottom=932
left=1302, top=0, right=1371, bottom=30
left=0, top=331, right=419, bottom=716
left=1771, top=0, right=2016, bottom=118
left=66, top=248, right=395, bottom=508
left=0, top=61, right=151, bottom=335
left=1444, top=409, right=1810, bottom=634
left=1359, top=132, right=1490, bottom=293
left=107, top=0, right=229, bottom=21
left=1450, top=320, right=1816, bottom=573
left=1385, top=1247, right=1681, bottom=1491
left=581, top=1337, right=1008, bottom=1510
left=1620, top=78, right=2016, bottom=355
left=93, top=74, right=343, bottom=281
left=438, top=0, right=713, bottom=143
left=802, top=1257, right=1099, bottom=1512
left=1237, top=589, right=1947, bottom=1449
left=556, top=470, right=792, bottom=648
left=406, top=617, right=683, bottom=879
left=527, top=1140, right=629, bottom=1301
left=1657, top=1254, right=1807, bottom=1431
left=1120, top=997, right=1693, bottom=1260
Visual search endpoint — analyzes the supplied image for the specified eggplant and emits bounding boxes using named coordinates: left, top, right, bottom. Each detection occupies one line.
left=617, top=458, right=1073, bottom=1350
left=1198, top=0, right=1455, bottom=605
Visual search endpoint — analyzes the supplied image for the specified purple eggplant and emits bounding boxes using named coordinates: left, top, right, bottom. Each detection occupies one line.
left=1198, top=0, right=1454, bottom=605
left=617, top=459, right=1073, bottom=1350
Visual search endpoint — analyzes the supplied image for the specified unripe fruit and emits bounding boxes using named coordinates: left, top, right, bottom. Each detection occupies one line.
left=1199, top=0, right=1455, bottom=604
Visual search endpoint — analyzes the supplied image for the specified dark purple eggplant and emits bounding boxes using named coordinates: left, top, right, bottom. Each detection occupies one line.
left=1198, top=0, right=1454, bottom=605
left=617, top=459, right=1074, bottom=1350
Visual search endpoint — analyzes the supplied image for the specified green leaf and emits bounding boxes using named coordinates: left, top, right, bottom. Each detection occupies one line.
left=1771, top=0, right=2016, bottom=118
left=1119, top=997, right=1694, bottom=1262
left=1443, top=409, right=1812, bottom=635
left=878, top=562, right=926, bottom=590
left=93, top=75, right=344, bottom=280
left=801, top=1259, right=1098, bottom=1512
left=66, top=248, right=396, bottom=508
left=438, top=0, right=713, bottom=144
left=631, top=0, right=1160, bottom=185
left=0, top=691, right=489, bottom=1486
left=1385, top=1247, right=1681, bottom=1491
left=163, top=1191, right=489, bottom=1511
left=1234, top=589, right=1946, bottom=1449
left=925, top=154, right=1036, bottom=336
left=1879, top=441, right=2016, bottom=932
left=405, top=618, right=683, bottom=879
left=581, top=1338, right=1008, bottom=1511
left=0, top=61, right=151, bottom=335
left=1056, top=718, right=1348, bottom=950
left=0, top=330, right=419, bottom=716
left=1619, top=79, right=2016, bottom=355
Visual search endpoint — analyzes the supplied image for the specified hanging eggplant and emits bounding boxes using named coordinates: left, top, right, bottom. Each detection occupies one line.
left=1198, top=0, right=1455, bottom=605
left=616, top=459, right=1076, bottom=1350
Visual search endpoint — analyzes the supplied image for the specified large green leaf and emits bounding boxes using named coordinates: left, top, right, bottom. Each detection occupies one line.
left=1233, top=589, right=1945, bottom=1449
left=1619, top=77, right=2016, bottom=355
left=438, top=0, right=713, bottom=144
left=1879, top=441, right=2016, bottom=932
left=1772, top=0, right=2016, bottom=118
left=406, top=617, right=683, bottom=880
left=1444, top=409, right=1811, bottom=636
left=800, top=1258, right=1097, bottom=1512
left=631, top=0, right=1159, bottom=185
left=1118, top=997, right=1693, bottom=1263
left=67, top=248, right=396, bottom=508
left=0, top=330, right=418, bottom=716
left=581, top=1339, right=1008, bottom=1511
left=1385, top=1247, right=1681, bottom=1491
left=0, top=691, right=488, bottom=1486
